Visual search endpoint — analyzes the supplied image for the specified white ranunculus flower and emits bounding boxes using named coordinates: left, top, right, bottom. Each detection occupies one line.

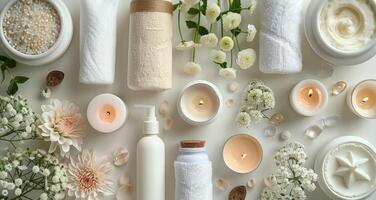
left=206, top=3, right=221, bottom=23
left=183, top=62, right=202, bottom=76
left=200, top=33, right=218, bottom=48
left=176, top=41, right=201, bottom=50
left=235, top=112, right=251, bottom=127
left=236, top=48, right=257, bottom=69
left=181, top=0, right=199, bottom=6
left=246, top=24, right=257, bottom=42
left=219, top=68, right=237, bottom=79
left=219, top=36, right=234, bottom=51
left=210, top=50, right=226, bottom=63
left=223, top=12, right=242, bottom=31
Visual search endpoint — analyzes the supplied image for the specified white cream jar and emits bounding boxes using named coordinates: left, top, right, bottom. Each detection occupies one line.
left=305, top=0, right=376, bottom=65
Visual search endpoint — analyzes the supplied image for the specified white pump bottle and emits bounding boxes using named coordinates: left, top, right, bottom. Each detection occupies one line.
left=135, top=105, right=165, bottom=200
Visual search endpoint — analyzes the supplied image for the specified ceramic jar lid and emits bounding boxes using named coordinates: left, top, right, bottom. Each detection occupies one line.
left=314, top=136, right=376, bottom=200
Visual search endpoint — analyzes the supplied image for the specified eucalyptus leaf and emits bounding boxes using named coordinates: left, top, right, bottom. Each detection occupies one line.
left=201, top=0, right=208, bottom=15
left=7, top=80, right=18, bottom=95
left=3, top=59, right=16, bottom=69
left=188, top=8, right=200, bottom=15
left=231, top=27, right=242, bottom=37
left=230, top=0, right=242, bottom=13
left=14, top=76, right=29, bottom=83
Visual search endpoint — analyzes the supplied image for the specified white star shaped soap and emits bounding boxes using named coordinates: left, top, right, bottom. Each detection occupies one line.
left=334, top=151, right=371, bottom=188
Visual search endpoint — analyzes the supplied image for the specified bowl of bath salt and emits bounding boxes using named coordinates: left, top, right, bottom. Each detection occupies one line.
left=0, top=0, right=73, bottom=66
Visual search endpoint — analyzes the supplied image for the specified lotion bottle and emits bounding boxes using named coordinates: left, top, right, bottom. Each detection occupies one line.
left=135, top=104, right=165, bottom=200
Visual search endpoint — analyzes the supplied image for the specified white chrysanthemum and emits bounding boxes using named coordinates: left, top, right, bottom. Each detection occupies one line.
left=206, top=3, right=221, bottom=23
left=39, top=99, right=86, bottom=157
left=219, top=68, right=237, bottom=79
left=249, top=0, right=257, bottom=15
left=181, top=0, right=199, bottom=6
left=246, top=24, right=257, bottom=42
left=67, top=150, right=114, bottom=200
left=200, top=33, right=218, bottom=48
left=236, top=48, right=256, bottom=69
left=223, top=12, right=242, bottom=30
left=219, top=36, right=234, bottom=51
left=176, top=41, right=201, bottom=50
left=235, top=112, right=251, bottom=127
left=210, top=50, right=226, bottom=63
left=183, top=62, right=202, bottom=76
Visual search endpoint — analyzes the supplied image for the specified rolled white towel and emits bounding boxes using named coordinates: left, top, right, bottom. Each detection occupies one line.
left=174, top=161, right=213, bottom=200
left=259, top=0, right=304, bottom=74
left=79, top=0, right=119, bottom=84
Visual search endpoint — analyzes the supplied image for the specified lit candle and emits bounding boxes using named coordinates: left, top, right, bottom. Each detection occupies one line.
left=347, top=79, right=376, bottom=119
left=223, top=134, right=263, bottom=174
left=178, top=80, right=223, bottom=126
left=87, top=93, right=127, bottom=133
left=290, top=79, right=329, bottom=116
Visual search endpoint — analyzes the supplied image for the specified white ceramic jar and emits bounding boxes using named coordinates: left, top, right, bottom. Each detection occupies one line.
left=305, top=0, right=376, bottom=66
left=0, top=0, right=73, bottom=66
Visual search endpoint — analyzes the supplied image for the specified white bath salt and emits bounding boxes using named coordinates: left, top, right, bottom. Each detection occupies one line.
left=3, top=0, right=61, bottom=55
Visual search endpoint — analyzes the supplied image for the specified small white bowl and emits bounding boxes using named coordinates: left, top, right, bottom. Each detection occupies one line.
left=305, top=0, right=376, bottom=66
left=0, top=0, right=73, bottom=66
left=177, top=80, right=223, bottom=126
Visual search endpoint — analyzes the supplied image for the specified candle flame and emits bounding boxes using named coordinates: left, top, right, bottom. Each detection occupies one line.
left=241, top=154, right=247, bottom=159
left=362, top=97, right=369, bottom=103
left=308, top=89, right=313, bottom=98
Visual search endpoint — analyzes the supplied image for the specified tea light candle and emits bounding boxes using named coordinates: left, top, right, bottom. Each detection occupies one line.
left=223, top=134, right=263, bottom=174
left=347, top=80, right=376, bottom=119
left=290, top=79, right=329, bottom=116
left=87, top=93, right=127, bottom=133
left=178, top=80, right=223, bottom=126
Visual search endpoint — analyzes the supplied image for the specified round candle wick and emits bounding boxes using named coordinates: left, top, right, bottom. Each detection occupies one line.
left=199, top=100, right=204, bottom=106
left=241, top=153, right=247, bottom=159
left=362, top=97, right=369, bottom=103
left=308, top=89, right=313, bottom=98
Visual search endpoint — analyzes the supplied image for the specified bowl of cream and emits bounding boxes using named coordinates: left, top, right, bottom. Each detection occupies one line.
left=305, top=0, right=376, bottom=66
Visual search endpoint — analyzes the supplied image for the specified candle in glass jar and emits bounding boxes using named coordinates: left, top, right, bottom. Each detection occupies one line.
left=223, top=134, right=263, bottom=174
left=178, top=80, right=223, bottom=126
left=87, top=93, right=127, bottom=133
left=290, top=79, right=329, bottom=116
left=347, top=80, right=376, bottom=119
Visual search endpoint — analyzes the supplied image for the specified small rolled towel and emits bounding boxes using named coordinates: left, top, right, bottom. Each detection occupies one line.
left=79, top=0, right=120, bottom=84
left=174, top=161, right=213, bottom=200
left=259, top=0, right=304, bottom=74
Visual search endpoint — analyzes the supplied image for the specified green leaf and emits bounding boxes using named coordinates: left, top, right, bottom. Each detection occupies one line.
left=188, top=8, right=200, bottom=15
left=0, top=56, right=9, bottom=62
left=218, top=62, right=227, bottom=69
left=231, top=27, right=242, bottom=37
left=198, top=26, right=209, bottom=35
left=14, top=76, right=29, bottom=83
left=201, top=0, right=208, bottom=15
left=230, top=0, right=241, bottom=13
left=173, top=3, right=180, bottom=11
left=6, top=80, right=18, bottom=95
left=186, top=20, right=197, bottom=29
left=3, top=59, right=16, bottom=69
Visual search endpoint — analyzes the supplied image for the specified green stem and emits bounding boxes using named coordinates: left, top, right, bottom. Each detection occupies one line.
left=230, top=49, right=233, bottom=67
left=235, top=36, right=241, bottom=51
left=218, top=0, right=224, bottom=37
left=177, top=5, right=185, bottom=42
left=192, top=3, right=201, bottom=62
left=209, top=24, right=213, bottom=33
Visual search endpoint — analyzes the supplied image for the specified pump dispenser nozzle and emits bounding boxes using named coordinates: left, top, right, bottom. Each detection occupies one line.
left=135, top=104, right=159, bottom=135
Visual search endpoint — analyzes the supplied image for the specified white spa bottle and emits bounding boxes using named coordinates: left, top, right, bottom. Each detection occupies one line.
left=135, top=105, right=165, bottom=200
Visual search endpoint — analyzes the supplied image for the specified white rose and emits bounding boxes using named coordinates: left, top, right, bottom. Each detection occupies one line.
left=219, top=36, right=234, bottom=51
left=183, top=62, right=202, bottom=76
left=210, top=50, right=226, bottom=63
left=206, top=3, right=221, bottom=23
left=14, top=179, right=22, bottom=187
left=181, top=0, right=199, bottom=6
left=200, top=33, right=218, bottom=48
left=219, top=68, right=237, bottom=79
left=236, top=48, right=256, bottom=69
left=246, top=24, right=257, bottom=42
left=223, top=12, right=241, bottom=31
left=176, top=41, right=201, bottom=50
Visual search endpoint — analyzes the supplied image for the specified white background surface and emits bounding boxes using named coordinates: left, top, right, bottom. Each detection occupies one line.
left=1, top=0, right=376, bottom=199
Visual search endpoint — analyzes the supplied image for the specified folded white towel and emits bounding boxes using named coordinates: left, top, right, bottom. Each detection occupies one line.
left=174, top=161, right=213, bottom=200
left=259, top=0, right=304, bottom=74
left=79, top=0, right=119, bottom=84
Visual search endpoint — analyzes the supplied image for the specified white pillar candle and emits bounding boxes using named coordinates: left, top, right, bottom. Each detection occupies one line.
left=290, top=79, right=328, bottom=116
left=347, top=79, right=376, bottom=119
left=87, top=94, right=127, bottom=133
left=178, top=80, right=223, bottom=126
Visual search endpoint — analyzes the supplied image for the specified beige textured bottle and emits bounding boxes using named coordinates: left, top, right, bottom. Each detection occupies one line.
left=127, top=0, right=173, bottom=91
